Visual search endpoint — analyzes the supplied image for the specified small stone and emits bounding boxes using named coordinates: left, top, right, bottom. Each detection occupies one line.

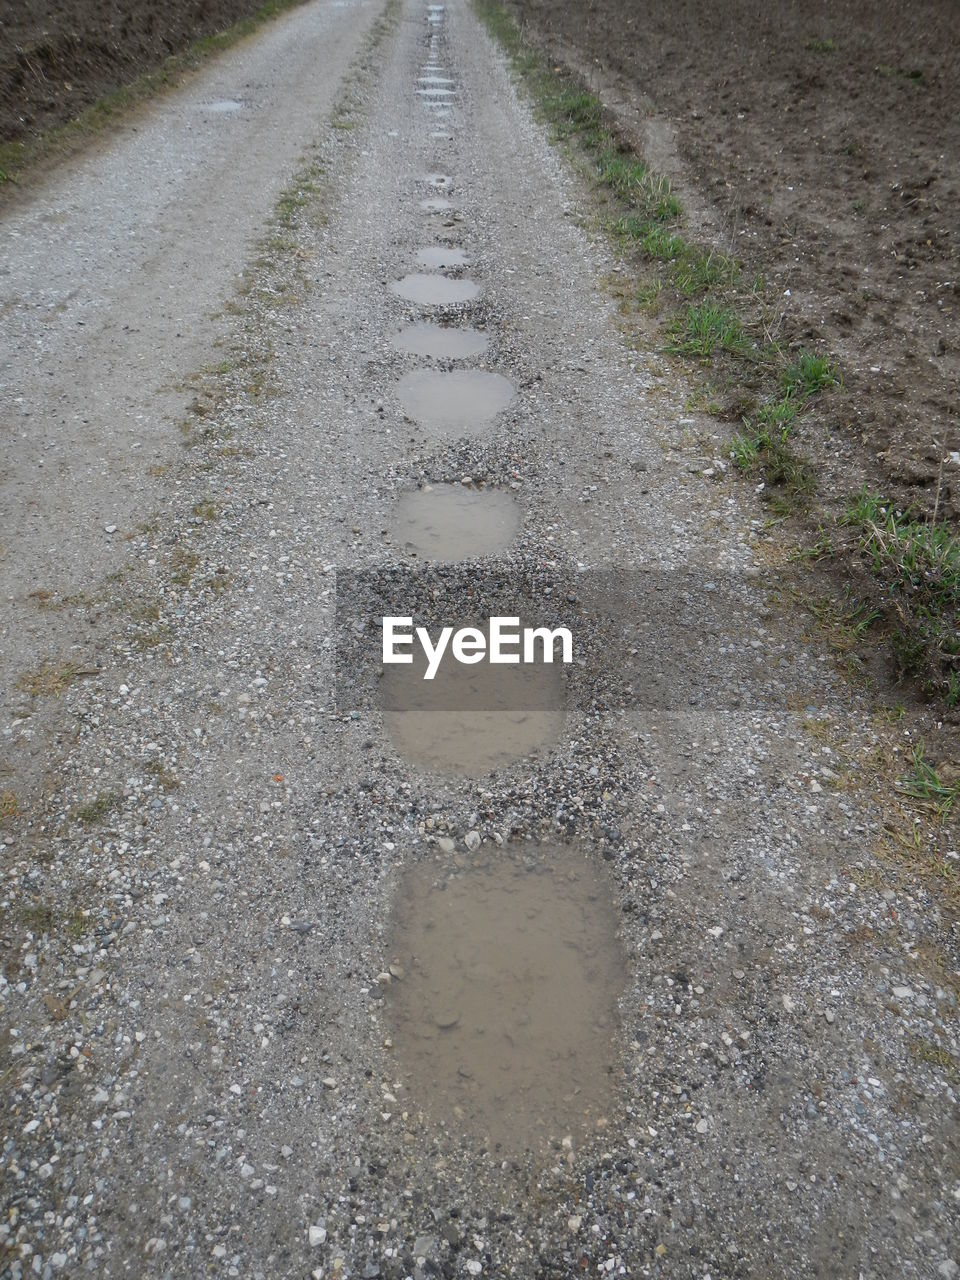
left=434, top=1012, right=459, bottom=1030
left=466, top=1263, right=482, bottom=1277
left=824, top=1009, right=835, bottom=1024
left=695, top=1119, right=709, bottom=1134
left=437, top=837, right=455, bottom=854
left=322, top=1077, right=338, bottom=1090
left=309, top=1224, right=327, bottom=1247
left=568, top=1216, right=582, bottom=1232
left=938, top=1263, right=958, bottom=1280
left=892, top=985, right=913, bottom=999
left=464, top=830, right=481, bottom=851
left=104, top=524, right=117, bottom=534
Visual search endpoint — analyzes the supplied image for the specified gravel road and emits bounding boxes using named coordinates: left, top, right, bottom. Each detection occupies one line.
left=1, top=0, right=957, bottom=1276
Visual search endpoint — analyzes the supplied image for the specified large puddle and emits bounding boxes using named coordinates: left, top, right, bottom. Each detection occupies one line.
left=385, top=844, right=624, bottom=1153
left=390, top=274, right=480, bottom=305
left=392, top=322, right=489, bottom=358
left=396, top=369, right=515, bottom=431
left=416, top=245, right=468, bottom=269
left=381, top=630, right=564, bottom=775
left=390, top=483, right=520, bottom=560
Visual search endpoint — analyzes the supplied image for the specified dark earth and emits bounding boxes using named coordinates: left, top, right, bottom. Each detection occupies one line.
left=506, top=0, right=959, bottom=522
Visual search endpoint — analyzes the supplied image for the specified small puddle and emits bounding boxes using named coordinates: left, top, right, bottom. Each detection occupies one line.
left=422, top=173, right=454, bottom=191
left=416, top=245, right=467, bottom=269
left=385, top=844, right=624, bottom=1153
left=390, top=483, right=520, bottom=561
left=382, top=632, right=563, bottom=775
left=390, top=274, right=479, bottom=306
left=419, top=197, right=454, bottom=213
left=204, top=99, right=244, bottom=113
left=396, top=369, right=515, bottom=431
left=419, top=76, right=454, bottom=86
left=392, top=322, right=489, bottom=358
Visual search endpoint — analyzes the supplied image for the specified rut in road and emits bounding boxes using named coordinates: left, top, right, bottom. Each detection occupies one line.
left=0, top=0, right=957, bottom=1277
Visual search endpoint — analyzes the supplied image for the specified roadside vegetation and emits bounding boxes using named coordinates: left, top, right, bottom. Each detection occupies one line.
left=474, top=0, right=959, bottom=710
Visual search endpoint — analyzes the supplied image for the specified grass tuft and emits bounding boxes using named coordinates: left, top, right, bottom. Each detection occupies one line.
left=896, top=745, right=959, bottom=820
left=668, top=302, right=747, bottom=357
left=782, top=350, right=840, bottom=398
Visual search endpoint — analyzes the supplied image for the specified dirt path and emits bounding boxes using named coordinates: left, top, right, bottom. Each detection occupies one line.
left=0, top=0, right=381, bottom=790
left=1, top=1, right=957, bottom=1276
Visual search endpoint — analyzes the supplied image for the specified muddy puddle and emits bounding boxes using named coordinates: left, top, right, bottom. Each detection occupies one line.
left=390, top=274, right=479, bottom=306
left=392, top=322, right=488, bottom=358
left=416, top=245, right=467, bottom=269
left=390, top=483, right=520, bottom=560
left=381, top=634, right=564, bottom=774
left=384, top=844, right=624, bottom=1153
left=396, top=369, right=514, bottom=432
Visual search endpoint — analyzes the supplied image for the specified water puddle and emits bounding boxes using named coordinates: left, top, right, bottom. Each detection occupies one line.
left=396, top=369, right=515, bottom=431
left=384, top=843, right=624, bottom=1153
left=416, top=245, right=468, bottom=269
left=390, top=274, right=479, bottom=306
left=390, top=483, right=520, bottom=560
left=419, top=197, right=454, bottom=214
left=417, top=89, right=455, bottom=98
left=204, top=99, right=244, bottom=113
left=419, top=76, right=454, bottom=86
left=382, top=633, right=563, bottom=774
left=392, top=322, right=489, bottom=358
left=422, top=173, right=454, bottom=191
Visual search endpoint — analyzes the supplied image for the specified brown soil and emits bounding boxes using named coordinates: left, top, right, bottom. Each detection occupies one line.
left=0, top=0, right=296, bottom=144
left=508, top=0, right=960, bottom=520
